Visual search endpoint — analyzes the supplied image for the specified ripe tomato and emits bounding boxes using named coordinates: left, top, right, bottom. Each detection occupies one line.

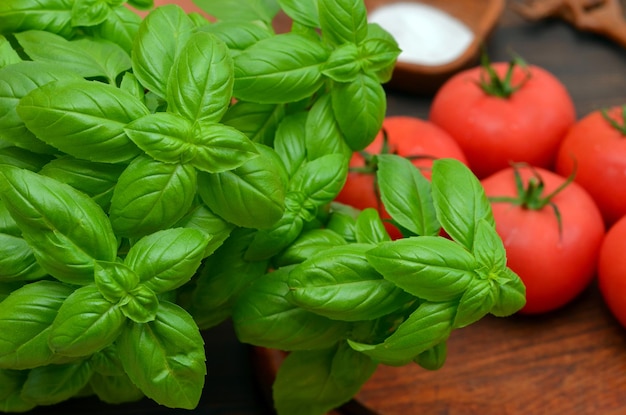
left=555, top=106, right=626, bottom=227
left=481, top=165, right=605, bottom=314
left=429, top=61, right=576, bottom=179
left=335, top=115, right=468, bottom=239
left=598, top=215, right=626, bottom=328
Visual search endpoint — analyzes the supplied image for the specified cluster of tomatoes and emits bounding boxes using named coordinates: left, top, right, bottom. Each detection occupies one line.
left=336, top=59, right=626, bottom=322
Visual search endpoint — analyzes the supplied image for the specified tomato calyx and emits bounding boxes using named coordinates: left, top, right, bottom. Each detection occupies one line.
left=477, top=50, right=531, bottom=99
left=488, top=163, right=576, bottom=236
left=601, top=106, right=626, bottom=136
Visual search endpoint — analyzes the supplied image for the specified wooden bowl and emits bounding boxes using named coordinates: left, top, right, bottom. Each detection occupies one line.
left=365, top=0, right=506, bottom=95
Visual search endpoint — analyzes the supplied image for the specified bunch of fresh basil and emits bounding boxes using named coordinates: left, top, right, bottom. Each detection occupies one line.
left=0, top=0, right=525, bottom=414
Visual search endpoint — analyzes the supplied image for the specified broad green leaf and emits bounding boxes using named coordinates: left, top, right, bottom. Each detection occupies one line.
left=414, top=341, right=447, bottom=371
left=175, top=203, right=235, bottom=257
left=89, top=372, right=144, bottom=404
left=120, top=284, right=159, bottom=323
left=167, top=31, right=233, bottom=123
left=331, top=72, right=385, bottom=151
left=377, top=154, right=440, bottom=237
left=71, top=0, right=112, bottom=27
left=198, top=20, right=273, bottom=53
left=222, top=101, right=286, bottom=146
left=90, top=345, right=124, bottom=377
left=490, top=268, right=526, bottom=317
left=278, top=0, right=319, bottom=27
left=0, top=61, right=80, bottom=154
left=0, top=281, right=74, bottom=369
left=88, top=4, right=141, bottom=53
left=124, top=228, right=209, bottom=294
left=288, top=244, right=413, bottom=321
left=348, top=301, right=456, bottom=366
left=305, top=93, right=352, bottom=160
left=131, top=4, right=195, bottom=98
left=117, top=301, right=206, bottom=409
left=21, top=360, right=93, bottom=405
left=289, top=153, right=348, bottom=211
left=232, top=266, right=348, bottom=350
left=17, top=79, right=148, bottom=163
left=15, top=30, right=132, bottom=83
left=0, top=36, right=20, bottom=69
left=0, top=233, right=45, bottom=281
left=325, top=203, right=359, bottom=242
left=0, top=166, right=118, bottom=284
left=198, top=144, right=286, bottom=229
left=39, top=156, right=125, bottom=211
left=0, top=370, right=36, bottom=413
left=109, top=156, right=197, bottom=238
left=355, top=208, right=390, bottom=244
left=94, top=261, right=140, bottom=303
left=318, top=0, right=367, bottom=46
left=244, top=209, right=304, bottom=261
left=119, top=71, right=144, bottom=101
left=193, top=0, right=279, bottom=23
left=190, top=229, right=268, bottom=329
left=366, top=236, right=476, bottom=302
left=127, top=0, right=153, bottom=9
left=273, top=228, right=347, bottom=267
left=431, top=158, right=494, bottom=251
left=273, top=112, right=308, bottom=177
left=321, top=42, right=361, bottom=82
left=273, top=342, right=376, bottom=415
left=473, top=218, right=507, bottom=271
left=0, top=146, right=54, bottom=171
left=0, top=0, right=74, bottom=38
left=359, top=24, right=400, bottom=82
left=233, top=33, right=329, bottom=103
left=453, top=278, right=495, bottom=329
left=0, top=201, right=20, bottom=237
left=49, top=285, right=126, bottom=358
left=125, top=114, right=259, bottom=173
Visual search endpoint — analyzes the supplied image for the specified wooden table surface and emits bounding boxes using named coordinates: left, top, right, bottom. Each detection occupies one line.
left=32, top=1, right=626, bottom=414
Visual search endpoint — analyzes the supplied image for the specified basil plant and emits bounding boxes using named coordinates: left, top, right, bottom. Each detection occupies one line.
left=0, top=0, right=525, bottom=414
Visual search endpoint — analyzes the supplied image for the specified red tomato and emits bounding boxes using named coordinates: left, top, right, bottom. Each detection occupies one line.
left=555, top=106, right=626, bottom=227
left=481, top=166, right=605, bottom=314
left=335, top=116, right=468, bottom=239
left=598, top=215, right=626, bottom=328
left=429, top=62, right=576, bottom=179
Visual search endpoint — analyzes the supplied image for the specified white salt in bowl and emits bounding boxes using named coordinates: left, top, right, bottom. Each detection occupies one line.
left=365, top=0, right=505, bottom=95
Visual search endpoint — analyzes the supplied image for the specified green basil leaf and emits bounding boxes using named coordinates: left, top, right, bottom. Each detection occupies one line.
left=125, top=228, right=209, bottom=294
left=490, top=268, right=526, bottom=317
left=127, top=0, right=153, bottom=9
left=232, top=266, right=348, bottom=350
left=175, top=203, right=235, bottom=257
left=331, top=72, right=385, bottom=151
left=318, top=0, right=367, bottom=46
left=0, top=36, right=21, bottom=69
left=88, top=5, right=141, bottom=53
left=273, top=112, right=308, bottom=177
left=414, top=341, right=447, bottom=371
left=125, top=114, right=259, bottom=173
left=290, top=153, right=348, bottom=208
left=473, top=218, right=507, bottom=271
left=233, top=33, right=329, bottom=103
left=120, top=284, right=159, bottom=323
left=15, top=30, right=131, bottom=83
left=199, top=20, right=273, bottom=53
left=348, top=301, right=456, bottom=366
left=39, top=156, right=125, bottom=211
left=190, top=229, right=269, bottom=329
left=0, top=61, right=80, bottom=154
left=89, top=372, right=144, bottom=404
left=167, top=31, right=233, bottom=123
left=0, top=281, right=74, bottom=369
left=0, top=201, right=20, bottom=237
left=377, top=154, right=440, bottom=237
left=278, top=0, right=319, bottom=27
left=453, top=278, right=495, bottom=329
left=72, top=0, right=111, bottom=27
left=193, top=0, right=279, bottom=22
left=0, top=233, right=46, bottom=281
left=131, top=4, right=195, bottom=98
left=94, top=261, right=140, bottom=303
left=273, top=342, right=376, bottom=415
left=244, top=210, right=304, bottom=261
left=359, top=24, right=400, bottom=82
left=49, top=285, right=126, bottom=358
left=90, top=345, right=124, bottom=377
left=322, top=42, right=361, bottom=82
left=325, top=202, right=359, bottom=242
left=198, top=143, right=286, bottom=229
left=117, top=301, right=206, bottom=409
left=119, top=71, right=144, bottom=101
left=21, top=359, right=93, bottom=405
left=0, top=166, right=118, bottom=284
left=431, top=158, right=495, bottom=251
left=0, top=369, right=35, bottom=413
left=0, top=0, right=74, bottom=38
left=366, top=236, right=475, bottom=302
left=305, top=93, right=352, bottom=160
left=221, top=101, right=286, bottom=146
left=355, top=207, right=390, bottom=244
left=288, top=244, right=413, bottom=321
left=109, top=156, right=197, bottom=238
left=17, top=79, right=148, bottom=163
left=0, top=146, right=54, bottom=171
left=273, top=228, right=347, bottom=267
